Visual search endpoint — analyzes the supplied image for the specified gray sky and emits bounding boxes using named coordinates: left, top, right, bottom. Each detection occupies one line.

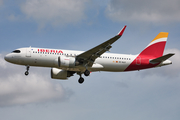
left=0, top=0, right=180, bottom=120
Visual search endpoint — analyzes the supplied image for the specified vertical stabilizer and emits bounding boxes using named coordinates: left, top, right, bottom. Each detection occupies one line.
left=125, top=32, right=169, bottom=71
left=139, top=32, right=168, bottom=58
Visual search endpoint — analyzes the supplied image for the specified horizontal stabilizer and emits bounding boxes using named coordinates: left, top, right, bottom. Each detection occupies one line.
left=150, top=53, right=175, bottom=64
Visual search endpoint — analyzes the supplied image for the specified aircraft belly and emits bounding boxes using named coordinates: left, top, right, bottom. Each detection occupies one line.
left=102, top=63, right=129, bottom=72
left=20, top=55, right=56, bottom=67
left=95, top=59, right=131, bottom=72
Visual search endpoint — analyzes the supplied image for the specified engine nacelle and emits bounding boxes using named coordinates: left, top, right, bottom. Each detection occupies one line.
left=51, top=68, right=74, bottom=80
left=54, top=56, right=78, bottom=68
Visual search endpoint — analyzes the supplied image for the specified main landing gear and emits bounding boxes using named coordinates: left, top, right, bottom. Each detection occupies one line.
left=84, top=69, right=90, bottom=76
left=78, top=69, right=90, bottom=84
left=78, top=77, right=84, bottom=84
left=25, top=65, right=30, bottom=76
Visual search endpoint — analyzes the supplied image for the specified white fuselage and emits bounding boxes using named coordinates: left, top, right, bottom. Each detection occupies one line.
left=5, top=47, right=137, bottom=72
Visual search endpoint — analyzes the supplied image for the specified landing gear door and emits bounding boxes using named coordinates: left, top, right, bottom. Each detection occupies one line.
left=26, top=48, right=31, bottom=57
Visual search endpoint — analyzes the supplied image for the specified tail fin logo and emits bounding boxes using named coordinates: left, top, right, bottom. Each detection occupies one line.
left=139, top=32, right=168, bottom=58
left=146, top=32, right=168, bottom=48
left=125, top=32, right=170, bottom=71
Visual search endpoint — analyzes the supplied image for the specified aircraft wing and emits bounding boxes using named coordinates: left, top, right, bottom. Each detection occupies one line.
left=76, top=25, right=126, bottom=67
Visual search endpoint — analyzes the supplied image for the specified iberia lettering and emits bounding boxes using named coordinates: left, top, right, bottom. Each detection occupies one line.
left=38, top=49, right=63, bottom=53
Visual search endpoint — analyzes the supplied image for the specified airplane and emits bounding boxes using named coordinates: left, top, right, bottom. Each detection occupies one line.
left=4, top=26, right=174, bottom=84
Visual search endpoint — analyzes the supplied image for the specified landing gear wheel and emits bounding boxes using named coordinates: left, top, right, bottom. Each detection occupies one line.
left=25, top=65, right=30, bottom=76
left=84, top=69, right=90, bottom=76
left=78, top=77, right=84, bottom=84
left=25, top=71, right=29, bottom=76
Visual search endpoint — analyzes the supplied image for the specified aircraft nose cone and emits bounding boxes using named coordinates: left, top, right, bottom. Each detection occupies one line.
left=4, top=55, right=8, bottom=61
left=4, top=54, right=11, bottom=62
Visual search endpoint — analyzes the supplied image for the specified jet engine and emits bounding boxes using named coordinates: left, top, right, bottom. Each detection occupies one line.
left=54, top=56, right=79, bottom=68
left=51, top=68, right=75, bottom=79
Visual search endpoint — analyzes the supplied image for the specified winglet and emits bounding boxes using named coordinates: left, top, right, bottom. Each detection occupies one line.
left=118, top=25, right=127, bottom=36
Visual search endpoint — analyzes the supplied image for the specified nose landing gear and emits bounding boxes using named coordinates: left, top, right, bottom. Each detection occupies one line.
left=25, top=65, right=30, bottom=76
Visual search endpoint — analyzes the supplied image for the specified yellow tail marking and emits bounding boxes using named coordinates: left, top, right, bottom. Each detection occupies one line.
left=150, top=32, right=168, bottom=43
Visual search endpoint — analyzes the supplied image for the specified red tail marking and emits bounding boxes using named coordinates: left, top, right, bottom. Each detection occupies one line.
left=125, top=41, right=166, bottom=71
left=139, top=42, right=166, bottom=58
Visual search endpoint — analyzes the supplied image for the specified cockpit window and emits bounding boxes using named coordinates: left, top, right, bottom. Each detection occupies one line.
left=12, top=50, right=21, bottom=53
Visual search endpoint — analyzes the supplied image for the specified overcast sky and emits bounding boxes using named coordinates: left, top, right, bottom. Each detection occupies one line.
left=0, top=0, right=180, bottom=120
